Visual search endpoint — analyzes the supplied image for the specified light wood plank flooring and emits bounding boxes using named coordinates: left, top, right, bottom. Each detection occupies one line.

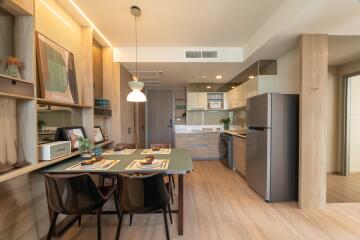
left=327, top=173, right=360, bottom=203
left=58, top=161, right=360, bottom=240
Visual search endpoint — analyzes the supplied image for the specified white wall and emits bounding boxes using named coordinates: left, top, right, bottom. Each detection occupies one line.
left=349, top=75, right=360, bottom=173
left=277, top=47, right=300, bottom=94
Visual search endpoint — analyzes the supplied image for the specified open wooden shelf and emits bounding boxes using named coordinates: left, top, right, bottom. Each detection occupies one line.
left=0, top=140, right=114, bottom=183
left=37, top=98, right=93, bottom=108
left=0, top=74, right=35, bottom=100
left=0, top=0, right=33, bottom=16
left=94, top=106, right=112, bottom=117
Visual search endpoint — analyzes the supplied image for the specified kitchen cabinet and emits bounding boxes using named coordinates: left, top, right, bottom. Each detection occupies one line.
left=187, top=92, right=207, bottom=110
left=233, top=136, right=246, bottom=176
left=225, top=75, right=278, bottom=110
left=175, top=132, right=224, bottom=159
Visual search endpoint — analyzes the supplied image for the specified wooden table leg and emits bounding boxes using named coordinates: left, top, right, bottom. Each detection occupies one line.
left=178, top=174, right=184, bottom=235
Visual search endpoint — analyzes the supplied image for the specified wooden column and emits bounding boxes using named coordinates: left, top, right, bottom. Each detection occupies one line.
left=299, top=34, right=328, bottom=209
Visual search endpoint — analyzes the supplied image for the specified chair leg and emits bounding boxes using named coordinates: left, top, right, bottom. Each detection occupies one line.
left=171, top=174, right=175, bottom=189
left=129, top=213, right=133, bottom=226
left=162, top=208, right=170, bottom=240
left=167, top=203, right=173, bottom=224
left=78, top=215, right=82, bottom=226
left=114, top=193, right=121, bottom=220
left=115, top=212, right=123, bottom=240
left=97, top=206, right=103, bottom=240
left=47, top=211, right=58, bottom=240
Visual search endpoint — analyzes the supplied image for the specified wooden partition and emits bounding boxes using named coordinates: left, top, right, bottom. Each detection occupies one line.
left=299, top=34, right=328, bottom=209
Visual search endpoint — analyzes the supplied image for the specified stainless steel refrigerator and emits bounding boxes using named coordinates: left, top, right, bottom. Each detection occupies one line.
left=246, top=93, right=298, bottom=202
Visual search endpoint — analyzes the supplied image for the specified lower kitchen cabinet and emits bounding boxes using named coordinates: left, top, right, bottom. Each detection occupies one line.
left=175, top=132, right=224, bottom=159
left=233, top=136, right=246, bottom=176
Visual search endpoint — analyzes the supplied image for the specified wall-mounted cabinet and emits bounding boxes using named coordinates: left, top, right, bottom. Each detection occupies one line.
left=187, top=92, right=207, bottom=110
left=225, top=75, right=278, bottom=110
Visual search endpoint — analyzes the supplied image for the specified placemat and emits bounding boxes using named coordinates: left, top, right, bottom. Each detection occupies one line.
left=102, top=149, right=136, bottom=155
left=125, top=159, right=170, bottom=171
left=140, top=149, right=172, bottom=155
left=65, top=160, right=119, bottom=171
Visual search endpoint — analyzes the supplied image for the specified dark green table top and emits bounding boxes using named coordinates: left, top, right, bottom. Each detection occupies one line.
left=40, top=149, right=193, bottom=174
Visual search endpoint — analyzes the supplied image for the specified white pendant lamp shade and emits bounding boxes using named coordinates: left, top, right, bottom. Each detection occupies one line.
left=126, top=80, right=147, bottom=102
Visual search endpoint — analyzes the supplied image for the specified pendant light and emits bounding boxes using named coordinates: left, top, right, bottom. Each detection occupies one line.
left=127, top=6, right=147, bottom=102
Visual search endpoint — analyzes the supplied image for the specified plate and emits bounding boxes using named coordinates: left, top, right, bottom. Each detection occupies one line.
left=80, top=159, right=106, bottom=169
left=136, top=159, right=162, bottom=169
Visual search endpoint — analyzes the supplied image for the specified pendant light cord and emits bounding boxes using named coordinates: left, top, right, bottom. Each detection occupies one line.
left=134, top=14, right=138, bottom=81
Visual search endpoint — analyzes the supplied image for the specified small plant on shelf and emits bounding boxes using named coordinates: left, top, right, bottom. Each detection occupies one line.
left=220, top=117, right=231, bottom=130
left=4, top=56, right=23, bottom=79
left=78, top=137, right=93, bottom=159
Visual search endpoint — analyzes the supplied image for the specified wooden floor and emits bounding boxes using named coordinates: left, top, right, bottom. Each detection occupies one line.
left=58, top=161, right=360, bottom=240
left=327, top=173, right=360, bottom=203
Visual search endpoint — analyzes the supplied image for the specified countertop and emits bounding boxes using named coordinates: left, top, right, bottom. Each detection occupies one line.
left=175, top=130, right=222, bottom=134
left=223, top=130, right=247, bottom=139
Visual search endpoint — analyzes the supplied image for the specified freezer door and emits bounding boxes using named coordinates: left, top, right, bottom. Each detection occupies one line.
left=246, top=128, right=271, bottom=201
left=246, top=93, right=271, bottom=128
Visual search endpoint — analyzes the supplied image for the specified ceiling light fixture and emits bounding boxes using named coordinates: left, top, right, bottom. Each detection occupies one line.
left=67, top=0, right=112, bottom=46
left=216, top=75, right=222, bottom=79
left=206, top=85, right=212, bottom=89
left=248, top=75, right=255, bottom=79
left=231, top=86, right=235, bottom=89
left=127, top=6, right=147, bottom=102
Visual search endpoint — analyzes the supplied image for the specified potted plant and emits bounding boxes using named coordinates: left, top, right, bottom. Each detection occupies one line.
left=78, top=137, right=93, bottom=159
left=220, top=117, right=231, bottom=130
left=4, top=56, right=22, bottom=78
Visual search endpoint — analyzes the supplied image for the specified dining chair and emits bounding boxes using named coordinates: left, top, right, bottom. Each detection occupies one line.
left=44, top=173, right=121, bottom=240
left=100, top=143, right=137, bottom=187
left=150, top=143, right=176, bottom=201
left=117, top=173, right=172, bottom=240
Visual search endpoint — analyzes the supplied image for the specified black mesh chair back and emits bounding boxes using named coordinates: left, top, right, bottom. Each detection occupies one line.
left=44, top=173, right=104, bottom=215
left=119, top=173, right=169, bottom=212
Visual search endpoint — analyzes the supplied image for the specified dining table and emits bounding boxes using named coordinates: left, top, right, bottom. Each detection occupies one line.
left=40, top=148, right=193, bottom=236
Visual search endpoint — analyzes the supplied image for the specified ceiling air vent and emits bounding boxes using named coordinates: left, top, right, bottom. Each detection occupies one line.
left=185, top=51, right=202, bottom=59
left=201, top=51, right=218, bottom=58
left=185, top=50, right=218, bottom=59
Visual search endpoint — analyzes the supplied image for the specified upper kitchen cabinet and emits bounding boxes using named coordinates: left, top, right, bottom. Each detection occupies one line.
left=187, top=92, right=207, bottom=110
left=225, top=60, right=278, bottom=110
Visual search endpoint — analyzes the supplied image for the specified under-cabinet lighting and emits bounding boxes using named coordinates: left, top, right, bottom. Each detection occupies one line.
left=68, top=0, right=112, bottom=46
left=248, top=75, right=255, bottom=79
left=40, top=0, right=72, bottom=28
left=206, top=85, right=212, bottom=89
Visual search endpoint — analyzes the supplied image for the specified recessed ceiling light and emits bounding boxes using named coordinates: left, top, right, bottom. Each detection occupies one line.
left=202, top=75, right=207, bottom=79
left=248, top=75, right=255, bottom=79
left=216, top=75, right=222, bottom=79
left=206, top=85, right=212, bottom=89
left=231, top=86, right=235, bottom=89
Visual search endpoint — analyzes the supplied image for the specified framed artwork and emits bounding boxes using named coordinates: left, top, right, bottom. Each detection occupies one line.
left=56, top=127, right=87, bottom=150
left=94, top=126, right=105, bottom=144
left=36, top=32, right=79, bottom=104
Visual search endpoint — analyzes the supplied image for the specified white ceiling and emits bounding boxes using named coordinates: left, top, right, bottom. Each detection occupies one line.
left=329, top=36, right=360, bottom=66
left=73, top=0, right=285, bottom=47
left=121, top=62, right=244, bottom=88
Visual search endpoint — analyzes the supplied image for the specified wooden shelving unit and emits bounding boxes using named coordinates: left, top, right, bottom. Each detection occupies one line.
left=37, top=98, right=93, bottom=108
left=0, top=1, right=116, bottom=184
left=174, top=89, right=187, bottom=125
left=0, top=140, right=114, bottom=183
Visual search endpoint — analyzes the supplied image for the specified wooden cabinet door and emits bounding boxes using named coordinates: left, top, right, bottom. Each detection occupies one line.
left=187, top=92, right=198, bottom=110
left=239, top=138, right=246, bottom=176
left=197, top=92, right=208, bottom=110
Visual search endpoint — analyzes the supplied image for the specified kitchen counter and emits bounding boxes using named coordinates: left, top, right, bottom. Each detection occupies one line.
left=223, top=130, right=247, bottom=139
